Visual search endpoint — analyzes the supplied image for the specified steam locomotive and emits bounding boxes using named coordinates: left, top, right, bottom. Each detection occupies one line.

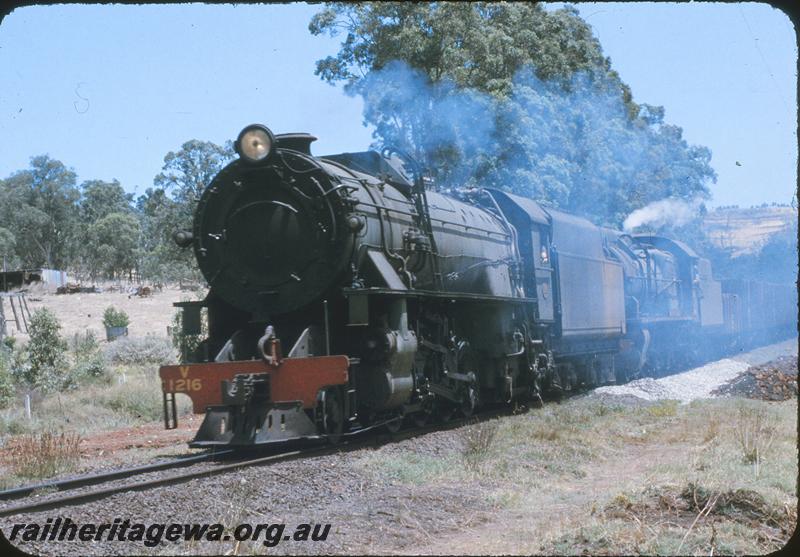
left=159, top=124, right=796, bottom=447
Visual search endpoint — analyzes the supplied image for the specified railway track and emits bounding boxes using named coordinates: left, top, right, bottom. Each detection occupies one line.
left=0, top=446, right=320, bottom=518
left=0, top=407, right=515, bottom=519
left=0, top=449, right=234, bottom=502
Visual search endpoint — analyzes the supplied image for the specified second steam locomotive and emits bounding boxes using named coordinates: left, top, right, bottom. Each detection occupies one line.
left=159, top=124, right=796, bottom=447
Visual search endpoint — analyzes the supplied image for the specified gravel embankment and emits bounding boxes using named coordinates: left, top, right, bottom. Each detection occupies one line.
left=593, top=338, right=797, bottom=404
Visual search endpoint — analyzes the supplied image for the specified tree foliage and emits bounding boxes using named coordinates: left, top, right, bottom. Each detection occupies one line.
left=139, top=140, right=234, bottom=282
left=86, top=212, right=141, bottom=280
left=0, top=139, right=232, bottom=283
left=0, top=227, right=20, bottom=270
left=79, top=179, right=133, bottom=223
left=310, top=2, right=716, bottom=227
left=136, top=186, right=186, bottom=282
left=0, top=156, right=80, bottom=268
left=310, top=2, right=630, bottom=102
left=154, top=139, right=234, bottom=222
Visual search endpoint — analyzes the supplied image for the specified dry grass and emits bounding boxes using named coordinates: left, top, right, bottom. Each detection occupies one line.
left=646, top=399, right=679, bottom=418
left=8, top=431, right=82, bottom=479
left=17, top=286, right=188, bottom=344
left=461, top=419, right=499, bottom=471
left=104, top=335, right=176, bottom=366
left=596, top=481, right=797, bottom=554
left=702, top=415, right=721, bottom=444
left=733, top=404, right=778, bottom=476
left=538, top=397, right=798, bottom=555
left=361, top=394, right=797, bottom=555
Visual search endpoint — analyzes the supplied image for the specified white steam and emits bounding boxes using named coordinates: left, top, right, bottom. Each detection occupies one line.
left=623, top=197, right=703, bottom=231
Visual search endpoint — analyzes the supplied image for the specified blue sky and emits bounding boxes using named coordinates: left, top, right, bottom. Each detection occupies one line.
left=0, top=2, right=796, bottom=208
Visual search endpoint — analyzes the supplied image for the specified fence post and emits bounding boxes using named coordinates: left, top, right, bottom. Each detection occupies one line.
left=24, top=394, right=32, bottom=420
left=0, top=297, right=6, bottom=340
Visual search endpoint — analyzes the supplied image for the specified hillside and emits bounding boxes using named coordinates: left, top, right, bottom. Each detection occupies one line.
left=703, top=206, right=796, bottom=257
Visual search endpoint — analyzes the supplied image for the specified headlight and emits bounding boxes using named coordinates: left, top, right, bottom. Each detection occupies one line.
left=235, top=124, right=275, bottom=163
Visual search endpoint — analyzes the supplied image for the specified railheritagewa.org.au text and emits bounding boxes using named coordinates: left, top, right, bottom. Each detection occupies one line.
left=6, top=517, right=331, bottom=547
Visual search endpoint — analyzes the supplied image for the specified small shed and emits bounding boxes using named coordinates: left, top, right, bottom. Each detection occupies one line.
left=0, top=268, right=69, bottom=292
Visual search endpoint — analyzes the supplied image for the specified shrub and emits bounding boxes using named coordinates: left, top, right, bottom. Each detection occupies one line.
left=0, top=346, right=15, bottom=409
left=104, top=335, right=176, bottom=366
left=647, top=399, right=679, bottom=418
left=170, top=306, right=207, bottom=363
left=69, top=330, right=99, bottom=360
left=25, top=308, right=69, bottom=393
left=9, top=431, right=82, bottom=479
left=102, top=306, right=130, bottom=328
left=6, top=343, right=30, bottom=389
left=65, top=330, right=110, bottom=387
left=95, top=381, right=163, bottom=421
left=70, top=353, right=111, bottom=385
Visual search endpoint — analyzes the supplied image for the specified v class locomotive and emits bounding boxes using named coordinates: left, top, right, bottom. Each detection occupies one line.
left=159, top=124, right=796, bottom=447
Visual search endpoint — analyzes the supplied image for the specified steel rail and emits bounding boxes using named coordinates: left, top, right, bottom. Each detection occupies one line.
left=0, top=449, right=235, bottom=502
left=0, top=446, right=326, bottom=518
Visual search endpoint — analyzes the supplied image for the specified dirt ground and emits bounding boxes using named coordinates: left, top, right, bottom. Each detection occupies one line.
left=7, top=285, right=197, bottom=343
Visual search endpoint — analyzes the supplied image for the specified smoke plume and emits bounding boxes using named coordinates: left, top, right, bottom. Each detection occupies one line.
left=622, top=197, right=704, bottom=231
left=350, top=60, right=716, bottom=228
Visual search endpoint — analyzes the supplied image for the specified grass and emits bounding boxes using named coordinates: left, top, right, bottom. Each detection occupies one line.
left=0, top=362, right=195, bottom=489
left=356, top=398, right=655, bottom=490
left=0, top=363, right=192, bottom=438
left=461, top=419, right=499, bottom=471
left=354, top=394, right=797, bottom=554
left=359, top=451, right=456, bottom=485
left=7, top=431, right=82, bottom=479
left=646, top=398, right=679, bottom=417
left=734, top=404, right=778, bottom=475
left=651, top=398, right=796, bottom=500
left=540, top=397, right=798, bottom=555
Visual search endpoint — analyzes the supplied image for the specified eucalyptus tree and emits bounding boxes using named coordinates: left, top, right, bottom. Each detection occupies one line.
left=309, top=2, right=716, bottom=227
left=0, top=156, right=80, bottom=268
